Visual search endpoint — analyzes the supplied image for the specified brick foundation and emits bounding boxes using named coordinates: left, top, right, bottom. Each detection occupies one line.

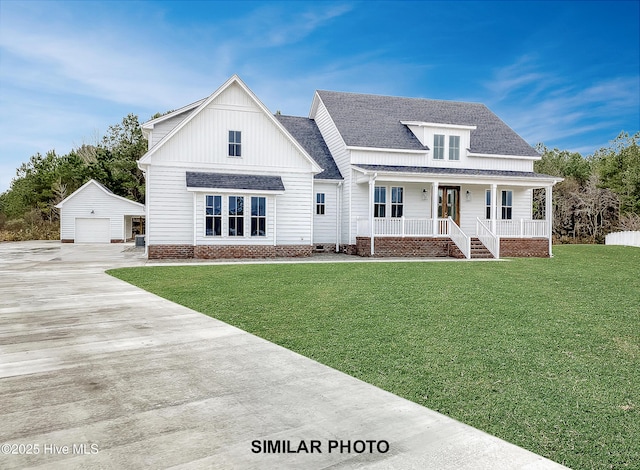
left=148, top=245, right=195, bottom=259
left=500, top=238, right=550, bottom=257
left=110, top=239, right=124, bottom=243
left=61, top=239, right=74, bottom=243
left=149, top=244, right=312, bottom=260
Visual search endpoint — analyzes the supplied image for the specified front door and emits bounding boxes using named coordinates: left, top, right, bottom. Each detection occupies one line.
left=438, top=186, right=460, bottom=225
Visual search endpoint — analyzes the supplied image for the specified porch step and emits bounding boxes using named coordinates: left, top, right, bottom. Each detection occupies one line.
left=470, top=238, right=494, bottom=259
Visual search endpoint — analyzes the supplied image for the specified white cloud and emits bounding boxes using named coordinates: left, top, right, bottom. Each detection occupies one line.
left=484, top=56, right=640, bottom=154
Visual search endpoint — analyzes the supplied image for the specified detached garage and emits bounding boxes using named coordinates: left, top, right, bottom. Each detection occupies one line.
left=56, top=179, right=145, bottom=243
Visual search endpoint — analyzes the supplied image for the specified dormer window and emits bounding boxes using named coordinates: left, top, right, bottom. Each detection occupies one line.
left=449, top=136, right=460, bottom=160
left=433, top=135, right=445, bottom=160
left=228, top=131, right=241, bottom=157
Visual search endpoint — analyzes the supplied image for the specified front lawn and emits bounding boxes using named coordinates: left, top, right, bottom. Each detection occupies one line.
left=108, top=245, right=639, bottom=469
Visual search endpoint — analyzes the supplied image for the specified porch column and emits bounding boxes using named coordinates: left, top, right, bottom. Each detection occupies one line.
left=546, top=185, right=553, bottom=257
left=431, top=183, right=438, bottom=235
left=369, top=175, right=376, bottom=256
left=491, top=183, right=497, bottom=233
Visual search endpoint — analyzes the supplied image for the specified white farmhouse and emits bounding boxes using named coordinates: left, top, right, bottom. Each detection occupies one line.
left=138, top=75, right=561, bottom=259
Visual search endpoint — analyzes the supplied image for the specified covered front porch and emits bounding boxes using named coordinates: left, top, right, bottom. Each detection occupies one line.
left=352, top=165, right=560, bottom=259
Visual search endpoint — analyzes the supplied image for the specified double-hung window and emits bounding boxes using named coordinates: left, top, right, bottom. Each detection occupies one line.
left=391, top=187, right=403, bottom=217
left=228, top=196, right=244, bottom=236
left=449, top=135, right=460, bottom=160
left=251, top=197, right=266, bottom=237
left=433, top=134, right=445, bottom=160
left=316, top=193, right=325, bottom=215
left=205, top=195, right=222, bottom=236
left=228, top=131, right=241, bottom=157
left=374, top=186, right=386, bottom=217
left=501, top=190, right=513, bottom=219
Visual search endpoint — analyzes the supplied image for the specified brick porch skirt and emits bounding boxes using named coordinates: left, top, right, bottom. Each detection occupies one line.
left=355, top=237, right=550, bottom=258
left=356, top=237, right=462, bottom=258
left=148, top=244, right=312, bottom=260
left=499, top=238, right=549, bottom=257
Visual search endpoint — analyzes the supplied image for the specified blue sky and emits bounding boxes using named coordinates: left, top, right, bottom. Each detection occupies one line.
left=0, top=0, right=638, bottom=193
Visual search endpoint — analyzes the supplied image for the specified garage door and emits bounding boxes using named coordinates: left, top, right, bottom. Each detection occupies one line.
left=75, top=218, right=110, bottom=243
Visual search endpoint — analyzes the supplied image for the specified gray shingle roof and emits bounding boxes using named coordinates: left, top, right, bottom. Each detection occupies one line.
left=316, top=90, right=540, bottom=158
left=275, top=114, right=343, bottom=180
left=354, top=164, right=558, bottom=180
left=186, top=172, right=285, bottom=191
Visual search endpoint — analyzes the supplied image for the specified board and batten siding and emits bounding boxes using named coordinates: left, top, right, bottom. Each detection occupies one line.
left=144, top=81, right=318, bottom=248
left=149, top=111, right=194, bottom=149
left=59, top=182, right=144, bottom=241
left=149, top=83, right=312, bottom=173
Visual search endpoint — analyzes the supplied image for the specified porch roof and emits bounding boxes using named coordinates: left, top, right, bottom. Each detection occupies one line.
left=186, top=172, right=285, bottom=192
left=353, top=164, right=562, bottom=185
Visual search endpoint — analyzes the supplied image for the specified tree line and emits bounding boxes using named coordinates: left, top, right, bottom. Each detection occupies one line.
left=534, top=132, right=640, bottom=243
left=0, top=114, right=147, bottom=240
left=0, top=113, right=638, bottom=243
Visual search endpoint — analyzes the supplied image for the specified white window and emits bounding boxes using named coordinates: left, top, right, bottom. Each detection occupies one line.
left=391, top=186, right=403, bottom=217
left=449, top=135, right=460, bottom=160
left=205, top=195, right=222, bottom=236
left=374, top=186, right=386, bottom=217
left=501, top=190, right=513, bottom=220
left=433, top=134, right=445, bottom=160
left=251, top=197, right=266, bottom=237
left=228, top=196, right=244, bottom=236
left=228, top=130, right=241, bottom=157
left=316, top=193, right=325, bottom=215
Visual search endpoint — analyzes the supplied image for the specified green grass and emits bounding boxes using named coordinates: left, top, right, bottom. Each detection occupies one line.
left=108, top=245, right=640, bottom=469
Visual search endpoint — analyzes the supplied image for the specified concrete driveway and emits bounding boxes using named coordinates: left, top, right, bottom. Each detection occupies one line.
left=0, top=241, right=566, bottom=469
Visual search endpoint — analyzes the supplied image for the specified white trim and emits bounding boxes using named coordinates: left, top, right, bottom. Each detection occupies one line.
left=141, top=98, right=205, bottom=130
left=186, top=187, right=285, bottom=195
left=346, top=145, right=427, bottom=154
left=467, top=152, right=540, bottom=161
left=352, top=166, right=562, bottom=186
left=401, top=121, right=477, bottom=131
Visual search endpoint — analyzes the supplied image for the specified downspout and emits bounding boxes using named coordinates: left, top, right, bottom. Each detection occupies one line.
left=336, top=181, right=342, bottom=253
left=368, top=173, right=377, bottom=256
left=273, top=196, right=277, bottom=246
left=144, top=166, right=150, bottom=257
left=193, top=192, right=197, bottom=247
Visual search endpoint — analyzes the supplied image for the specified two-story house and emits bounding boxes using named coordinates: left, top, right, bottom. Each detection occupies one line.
left=138, top=75, right=561, bottom=260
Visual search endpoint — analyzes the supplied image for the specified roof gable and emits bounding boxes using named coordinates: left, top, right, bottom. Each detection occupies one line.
left=55, top=179, right=145, bottom=209
left=138, top=75, right=322, bottom=173
left=315, top=90, right=539, bottom=158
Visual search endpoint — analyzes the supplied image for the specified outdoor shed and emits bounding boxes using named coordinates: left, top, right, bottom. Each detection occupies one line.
left=56, top=179, right=145, bottom=243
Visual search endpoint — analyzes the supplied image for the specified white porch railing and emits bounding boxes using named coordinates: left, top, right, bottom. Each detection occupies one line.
left=476, top=218, right=500, bottom=259
left=448, top=217, right=471, bottom=259
left=356, top=217, right=454, bottom=237
left=482, top=219, right=548, bottom=238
